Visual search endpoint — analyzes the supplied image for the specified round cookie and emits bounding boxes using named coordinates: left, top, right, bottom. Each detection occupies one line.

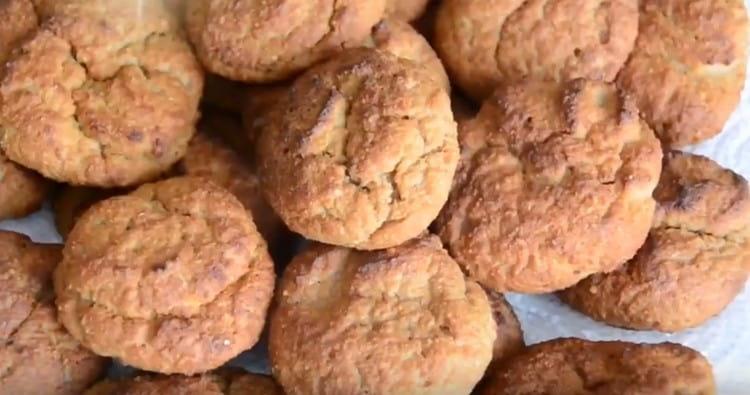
left=54, top=176, right=276, bottom=374
left=478, top=338, right=715, bottom=395
left=54, top=187, right=124, bottom=239
left=0, top=0, right=203, bottom=187
left=269, top=234, right=496, bottom=395
left=485, top=290, right=524, bottom=363
left=434, top=0, right=638, bottom=101
left=85, top=372, right=283, bottom=395
left=434, top=79, right=663, bottom=293
left=181, top=117, right=287, bottom=247
left=617, top=0, right=748, bottom=148
left=0, top=231, right=106, bottom=395
left=561, top=151, right=750, bottom=331
left=258, top=48, right=458, bottom=250
left=386, top=0, right=430, bottom=21
left=185, top=0, right=386, bottom=83
left=0, top=151, right=52, bottom=220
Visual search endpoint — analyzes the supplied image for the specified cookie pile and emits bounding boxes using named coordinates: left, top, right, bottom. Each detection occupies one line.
left=0, top=0, right=747, bottom=394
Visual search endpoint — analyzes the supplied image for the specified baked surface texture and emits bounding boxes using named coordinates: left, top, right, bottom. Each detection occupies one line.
left=259, top=49, right=458, bottom=250
left=0, top=0, right=203, bottom=186
left=269, top=234, right=496, bottom=395
left=434, top=79, right=662, bottom=293
left=185, top=0, right=386, bottom=82
left=54, top=176, right=275, bottom=374
left=479, top=338, right=716, bottom=395
left=617, top=0, right=748, bottom=147
left=0, top=231, right=105, bottom=395
left=561, top=151, right=750, bottom=331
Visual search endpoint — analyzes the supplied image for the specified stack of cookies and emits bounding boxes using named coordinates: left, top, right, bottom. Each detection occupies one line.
left=0, top=0, right=747, bottom=394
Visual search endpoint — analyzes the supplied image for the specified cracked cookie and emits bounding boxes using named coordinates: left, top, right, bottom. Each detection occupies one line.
left=434, top=79, right=663, bottom=293
left=185, top=0, right=386, bottom=83
left=561, top=151, right=750, bottom=332
left=258, top=48, right=458, bottom=250
left=478, top=338, right=715, bottom=395
left=617, top=0, right=748, bottom=148
left=0, top=231, right=106, bottom=395
left=181, top=114, right=287, bottom=248
left=85, top=371, right=283, bottom=395
left=485, top=290, right=524, bottom=364
left=269, top=234, right=496, bottom=395
left=434, top=0, right=638, bottom=101
left=54, top=176, right=276, bottom=374
left=0, top=0, right=203, bottom=187
left=386, top=0, right=430, bottom=21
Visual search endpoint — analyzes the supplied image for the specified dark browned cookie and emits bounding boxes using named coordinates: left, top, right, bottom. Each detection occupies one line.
left=0, top=0, right=203, bottom=186
left=479, top=338, right=715, bottom=395
left=0, top=231, right=106, bottom=395
left=561, top=151, right=750, bottom=332
left=54, top=177, right=275, bottom=374
left=618, top=0, right=748, bottom=147
left=85, top=372, right=283, bottom=395
left=434, top=79, right=662, bottom=293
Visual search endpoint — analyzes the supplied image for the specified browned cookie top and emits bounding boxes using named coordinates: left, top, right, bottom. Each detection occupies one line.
left=0, top=0, right=203, bottom=186
left=480, top=338, right=715, bottom=395
left=0, top=231, right=106, bottom=395
left=435, top=79, right=662, bottom=293
left=185, top=0, right=386, bottom=82
left=55, top=177, right=275, bottom=374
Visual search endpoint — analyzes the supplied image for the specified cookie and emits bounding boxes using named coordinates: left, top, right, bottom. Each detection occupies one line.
left=181, top=116, right=286, bottom=247
left=561, top=151, right=750, bottom=331
left=0, top=151, right=52, bottom=220
left=0, top=0, right=203, bottom=186
left=485, top=290, right=524, bottom=363
left=269, top=235, right=496, bottom=395
left=54, top=176, right=276, bottom=374
left=85, top=372, right=283, bottom=395
left=259, top=49, right=458, bottom=250
left=478, top=338, right=715, bottom=395
left=53, top=186, right=124, bottom=239
left=185, top=0, right=386, bottom=83
left=617, top=0, right=748, bottom=147
left=434, top=79, right=662, bottom=293
left=0, top=231, right=106, bottom=395
left=434, top=0, right=638, bottom=101
left=386, top=0, right=430, bottom=21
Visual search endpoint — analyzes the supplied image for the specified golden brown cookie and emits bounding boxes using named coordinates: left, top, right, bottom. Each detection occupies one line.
left=53, top=186, right=124, bottom=239
left=185, top=0, right=386, bottom=83
left=617, top=0, right=748, bottom=148
left=54, top=176, right=276, bottom=374
left=434, top=0, right=639, bottom=101
left=0, top=231, right=106, bottom=395
left=485, top=290, right=524, bottom=363
left=434, top=79, right=663, bottom=293
left=181, top=117, right=286, bottom=247
left=0, top=0, right=203, bottom=187
left=386, top=0, right=430, bottom=21
left=259, top=49, right=458, bottom=250
left=85, top=372, right=283, bottom=395
left=561, top=151, right=750, bottom=331
left=0, top=151, right=52, bottom=220
left=269, top=234, right=496, bottom=395
left=478, top=338, right=715, bottom=395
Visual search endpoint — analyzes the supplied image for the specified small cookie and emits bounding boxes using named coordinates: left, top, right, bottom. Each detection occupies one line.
left=185, top=0, right=386, bottom=82
left=434, top=0, right=638, bottom=101
left=181, top=116, right=286, bottom=247
left=270, top=235, right=496, bottom=395
left=561, top=151, right=750, bottom=331
left=0, top=1, right=203, bottom=186
left=434, top=79, right=662, bottom=293
left=85, top=372, right=283, bottom=395
left=485, top=290, right=524, bottom=363
left=0, top=231, right=106, bottom=395
left=53, top=186, right=124, bottom=239
left=617, top=0, right=748, bottom=147
left=0, top=151, right=52, bottom=220
left=54, top=177, right=275, bottom=374
left=259, top=49, right=458, bottom=250
left=386, top=0, right=430, bottom=21
left=478, top=338, right=715, bottom=395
